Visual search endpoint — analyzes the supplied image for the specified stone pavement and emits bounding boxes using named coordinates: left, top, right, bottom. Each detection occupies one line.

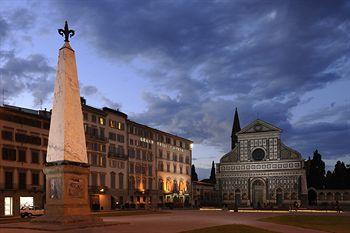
left=1, top=210, right=346, bottom=233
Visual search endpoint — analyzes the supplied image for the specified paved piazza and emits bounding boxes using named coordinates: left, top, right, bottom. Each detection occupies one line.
left=1, top=210, right=348, bottom=233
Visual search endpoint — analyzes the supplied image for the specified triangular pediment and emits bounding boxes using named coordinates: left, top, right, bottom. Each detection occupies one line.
left=237, top=119, right=282, bottom=134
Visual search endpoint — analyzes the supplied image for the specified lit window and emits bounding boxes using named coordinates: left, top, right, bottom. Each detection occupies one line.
left=109, top=120, right=115, bottom=128
left=99, top=117, right=105, bottom=125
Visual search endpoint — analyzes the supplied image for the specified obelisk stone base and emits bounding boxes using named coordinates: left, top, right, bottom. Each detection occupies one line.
left=33, top=163, right=102, bottom=224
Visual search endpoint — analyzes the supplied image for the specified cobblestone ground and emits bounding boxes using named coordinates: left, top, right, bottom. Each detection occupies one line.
left=1, top=210, right=348, bottom=233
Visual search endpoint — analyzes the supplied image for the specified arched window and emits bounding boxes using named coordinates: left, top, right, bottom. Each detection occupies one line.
left=319, top=192, right=325, bottom=201
left=229, top=193, right=235, bottom=200
left=335, top=192, right=341, bottom=201
left=136, top=177, right=141, bottom=190
left=173, top=180, right=178, bottom=193
left=118, top=173, right=124, bottom=189
left=166, top=178, right=172, bottom=192
left=326, top=192, right=333, bottom=201
left=159, top=179, right=164, bottom=191
left=284, top=192, right=290, bottom=200
left=148, top=178, right=152, bottom=190
left=110, top=172, right=116, bottom=189
left=179, top=180, right=186, bottom=192
left=142, top=177, right=146, bottom=190
left=129, top=176, right=135, bottom=190
left=235, top=189, right=241, bottom=205
left=291, top=192, right=297, bottom=200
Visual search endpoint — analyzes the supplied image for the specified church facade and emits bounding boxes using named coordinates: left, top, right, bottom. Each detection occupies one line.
left=216, top=109, right=308, bottom=208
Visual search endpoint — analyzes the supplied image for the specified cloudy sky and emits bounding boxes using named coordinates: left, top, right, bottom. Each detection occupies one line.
left=1, top=0, right=349, bottom=179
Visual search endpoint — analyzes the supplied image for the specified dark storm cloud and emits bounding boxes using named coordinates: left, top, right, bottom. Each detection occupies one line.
left=81, top=85, right=121, bottom=110
left=0, top=11, right=54, bottom=106
left=53, top=0, right=350, bottom=160
left=0, top=50, right=55, bottom=105
left=8, top=8, right=36, bottom=30
left=0, top=16, right=9, bottom=44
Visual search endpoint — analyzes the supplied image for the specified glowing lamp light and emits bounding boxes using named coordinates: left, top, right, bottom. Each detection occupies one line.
left=99, top=188, right=104, bottom=192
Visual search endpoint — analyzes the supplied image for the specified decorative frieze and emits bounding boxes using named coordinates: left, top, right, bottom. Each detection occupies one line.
left=220, top=161, right=301, bottom=172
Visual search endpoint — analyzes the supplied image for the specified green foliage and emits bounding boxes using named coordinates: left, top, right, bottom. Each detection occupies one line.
left=306, top=150, right=326, bottom=189
left=326, top=161, right=350, bottom=189
left=191, top=164, right=198, bottom=181
left=209, top=161, right=216, bottom=184
left=306, top=149, right=350, bottom=189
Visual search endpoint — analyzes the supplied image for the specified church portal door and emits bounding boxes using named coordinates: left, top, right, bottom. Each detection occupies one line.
left=252, top=180, right=265, bottom=208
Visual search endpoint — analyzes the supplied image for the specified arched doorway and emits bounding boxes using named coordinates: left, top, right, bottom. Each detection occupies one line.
left=276, top=188, right=283, bottom=206
left=308, top=189, right=317, bottom=206
left=234, top=189, right=241, bottom=206
left=252, top=179, right=265, bottom=208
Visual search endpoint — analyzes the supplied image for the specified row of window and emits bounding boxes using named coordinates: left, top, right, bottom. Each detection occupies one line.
left=109, top=159, right=125, bottom=169
left=0, top=113, right=49, bottom=129
left=86, top=142, right=106, bottom=153
left=108, top=145, right=125, bottom=156
left=128, top=176, right=153, bottom=190
left=128, top=148, right=153, bottom=161
left=89, top=153, right=106, bottom=167
left=129, top=162, right=153, bottom=176
left=2, top=130, right=48, bottom=146
left=127, top=125, right=190, bottom=149
left=157, top=162, right=189, bottom=175
left=158, top=150, right=190, bottom=164
left=129, top=139, right=151, bottom=149
left=2, top=148, right=43, bottom=164
left=90, top=172, right=124, bottom=189
left=3, top=170, right=40, bottom=189
left=108, top=132, right=125, bottom=143
left=83, top=112, right=125, bottom=130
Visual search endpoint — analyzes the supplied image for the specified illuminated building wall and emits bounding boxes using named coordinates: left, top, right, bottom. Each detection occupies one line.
left=0, top=98, right=192, bottom=215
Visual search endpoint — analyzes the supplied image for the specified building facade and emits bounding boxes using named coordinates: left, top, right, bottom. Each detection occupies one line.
left=308, top=188, right=350, bottom=208
left=126, top=120, right=192, bottom=208
left=155, top=129, right=192, bottom=207
left=192, top=181, right=219, bottom=207
left=127, top=121, right=158, bottom=207
left=82, top=102, right=129, bottom=211
left=216, top=109, right=308, bottom=208
left=0, top=99, right=192, bottom=216
left=0, top=105, right=49, bottom=217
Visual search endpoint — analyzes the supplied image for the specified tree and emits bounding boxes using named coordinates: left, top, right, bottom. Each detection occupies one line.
left=334, top=161, right=347, bottom=188
left=191, top=164, right=198, bottom=182
left=306, top=150, right=326, bottom=189
left=325, top=171, right=334, bottom=189
left=209, top=161, right=216, bottom=184
left=324, top=161, right=350, bottom=189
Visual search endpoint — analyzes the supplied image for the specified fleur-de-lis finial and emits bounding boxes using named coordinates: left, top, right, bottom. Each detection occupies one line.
left=58, top=21, right=75, bottom=42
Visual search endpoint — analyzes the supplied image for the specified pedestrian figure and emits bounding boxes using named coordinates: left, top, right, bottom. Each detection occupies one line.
left=336, top=201, right=341, bottom=213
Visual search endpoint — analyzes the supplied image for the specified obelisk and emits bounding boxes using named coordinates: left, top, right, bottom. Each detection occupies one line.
left=36, top=21, right=100, bottom=224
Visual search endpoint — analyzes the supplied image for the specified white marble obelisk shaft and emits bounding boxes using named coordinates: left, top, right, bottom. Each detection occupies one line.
left=47, top=42, right=87, bottom=164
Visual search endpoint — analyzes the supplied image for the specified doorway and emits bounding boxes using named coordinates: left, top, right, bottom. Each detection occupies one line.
left=276, top=188, right=283, bottom=206
left=308, top=189, right=317, bottom=206
left=20, top=196, right=34, bottom=208
left=4, top=197, right=13, bottom=216
left=252, top=180, right=265, bottom=208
